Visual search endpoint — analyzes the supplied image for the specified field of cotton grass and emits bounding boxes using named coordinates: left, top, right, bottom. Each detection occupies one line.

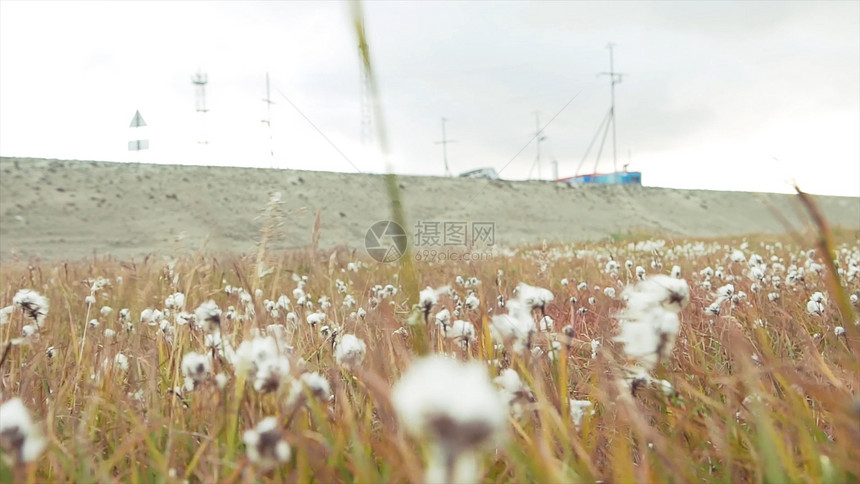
left=1, top=222, right=859, bottom=483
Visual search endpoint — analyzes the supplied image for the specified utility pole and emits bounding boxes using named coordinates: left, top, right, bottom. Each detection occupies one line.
left=261, top=72, right=275, bottom=160
left=599, top=43, right=623, bottom=174
left=435, top=117, right=455, bottom=176
left=192, top=70, right=209, bottom=146
left=530, top=111, right=547, bottom=180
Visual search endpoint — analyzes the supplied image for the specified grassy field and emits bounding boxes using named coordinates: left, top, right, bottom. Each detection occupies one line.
left=1, top=224, right=858, bottom=483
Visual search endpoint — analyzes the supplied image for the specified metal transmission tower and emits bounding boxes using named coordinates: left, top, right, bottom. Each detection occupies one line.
left=435, top=117, right=455, bottom=176
left=528, top=111, right=548, bottom=180
left=192, top=71, right=209, bottom=145
left=598, top=43, right=623, bottom=174
left=261, top=72, right=275, bottom=159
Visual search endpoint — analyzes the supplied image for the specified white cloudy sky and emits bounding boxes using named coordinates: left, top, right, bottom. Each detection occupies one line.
left=1, top=1, right=858, bottom=196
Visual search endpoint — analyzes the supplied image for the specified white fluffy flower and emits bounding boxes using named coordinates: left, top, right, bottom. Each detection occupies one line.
left=287, top=372, right=332, bottom=407
left=494, top=368, right=533, bottom=418
left=615, top=276, right=689, bottom=371
left=243, top=417, right=291, bottom=468
left=165, top=292, right=185, bottom=310
left=569, top=399, right=594, bottom=429
left=464, top=294, right=480, bottom=311
left=515, top=283, right=554, bottom=310
left=140, top=308, right=163, bottom=326
left=538, top=315, right=554, bottom=332
left=0, top=305, right=13, bottom=326
left=590, top=339, right=601, bottom=359
left=306, top=312, right=326, bottom=327
left=334, top=334, right=367, bottom=370
left=489, top=300, right=535, bottom=354
left=435, top=309, right=452, bottom=329
left=392, top=356, right=507, bottom=484
left=445, top=320, right=476, bottom=343
left=716, top=284, right=734, bottom=299
left=113, top=353, right=129, bottom=371
left=215, top=372, right=230, bottom=390
left=621, top=275, right=690, bottom=316
left=194, top=300, right=222, bottom=333
left=806, top=299, right=824, bottom=316
left=12, top=289, right=49, bottom=328
left=0, top=398, right=47, bottom=465
left=181, top=351, right=212, bottom=390
left=235, top=336, right=290, bottom=393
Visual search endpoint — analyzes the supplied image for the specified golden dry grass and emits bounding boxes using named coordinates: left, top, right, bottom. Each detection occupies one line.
left=1, top=228, right=858, bottom=483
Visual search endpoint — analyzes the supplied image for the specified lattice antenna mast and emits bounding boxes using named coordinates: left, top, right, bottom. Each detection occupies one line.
left=435, top=117, right=456, bottom=176
left=598, top=43, right=623, bottom=173
left=261, top=72, right=275, bottom=159
left=192, top=71, right=209, bottom=145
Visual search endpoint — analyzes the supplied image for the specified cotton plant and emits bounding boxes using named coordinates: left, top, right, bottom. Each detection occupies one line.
left=434, top=308, right=452, bottom=331
left=0, top=305, right=14, bottom=326
left=514, top=283, right=554, bottom=315
left=164, top=292, right=185, bottom=311
left=569, top=399, right=595, bottom=430
left=204, top=331, right=237, bottom=364
left=243, top=417, right=291, bottom=469
left=493, top=368, right=534, bottom=418
left=235, top=336, right=292, bottom=393
left=614, top=275, right=690, bottom=395
left=806, top=291, right=826, bottom=316
left=0, top=398, right=48, bottom=466
left=392, top=356, right=508, bottom=484
left=444, top=320, right=477, bottom=349
left=590, top=339, right=601, bottom=359
left=464, top=293, right=480, bottom=311
left=489, top=298, right=535, bottom=355
left=538, top=315, right=554, bottom=332
left=286, top=372, right=332, bottom=408
left=704, top=284, right=735, bottom=316
left=306, top=311, right=326, bottom=328
left=334, top=334, right=367, bottom=371
left=140, top=308, right=164, bottom=326
left=181, top=351, right=213, bottom=391
left=12, top=289, right=49, bottom=329
left=419, top=286, right=450, bottom=323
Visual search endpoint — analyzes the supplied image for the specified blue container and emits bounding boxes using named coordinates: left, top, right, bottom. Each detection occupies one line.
left=556, top=171, right=642, bottom=185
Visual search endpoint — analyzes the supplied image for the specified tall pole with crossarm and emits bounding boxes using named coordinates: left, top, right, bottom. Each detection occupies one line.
left=599, top=43, right=623, bottom=174
left=192, top=70, right=209, bottom=146
left=435, top=117, right=455, bottom=176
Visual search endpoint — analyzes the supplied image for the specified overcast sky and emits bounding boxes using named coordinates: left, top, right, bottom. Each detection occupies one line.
left=1, top=1, right=858, bottom=196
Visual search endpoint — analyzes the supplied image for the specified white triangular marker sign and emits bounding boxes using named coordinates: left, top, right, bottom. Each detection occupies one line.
left=129, top=110, right=146, bottom=128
